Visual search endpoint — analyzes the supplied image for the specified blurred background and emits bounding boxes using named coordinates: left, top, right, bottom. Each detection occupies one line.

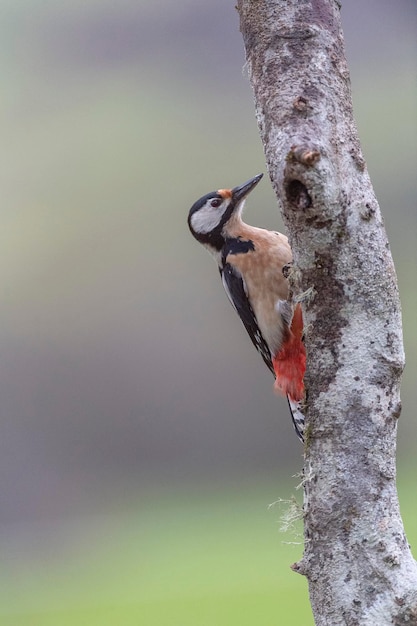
left=0, top=0, right=415, bottom=624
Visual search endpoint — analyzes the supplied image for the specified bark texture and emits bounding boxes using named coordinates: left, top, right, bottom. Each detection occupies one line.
left=237, top=1, right=417, bottom=624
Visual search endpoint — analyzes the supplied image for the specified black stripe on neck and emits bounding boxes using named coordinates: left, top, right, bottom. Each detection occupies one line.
left=222, top=237, right=255, bottom=263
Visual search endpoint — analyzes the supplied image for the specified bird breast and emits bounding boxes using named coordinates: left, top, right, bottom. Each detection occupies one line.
left=225, top=226, right=292, bottom=356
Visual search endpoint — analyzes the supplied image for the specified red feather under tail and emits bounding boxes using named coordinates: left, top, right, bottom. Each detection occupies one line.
left=272, top=304, right=306, bottom=402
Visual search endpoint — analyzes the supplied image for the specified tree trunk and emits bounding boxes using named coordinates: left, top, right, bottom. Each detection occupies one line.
left=236, top=1, right=417, bottom=623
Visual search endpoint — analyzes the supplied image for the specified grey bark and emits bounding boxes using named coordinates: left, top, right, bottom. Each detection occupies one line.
left=236, top=1, right=417, bottom=624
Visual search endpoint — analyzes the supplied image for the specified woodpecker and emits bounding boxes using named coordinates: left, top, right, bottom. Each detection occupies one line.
left=187, top=173, right=306, bottom=441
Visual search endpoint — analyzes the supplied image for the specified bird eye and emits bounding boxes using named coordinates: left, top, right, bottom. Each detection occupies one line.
left=210, top=198, right=221, bottom=208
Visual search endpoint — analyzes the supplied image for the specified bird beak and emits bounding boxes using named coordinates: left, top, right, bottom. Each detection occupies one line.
left=231, top=173, right=263, bottom=204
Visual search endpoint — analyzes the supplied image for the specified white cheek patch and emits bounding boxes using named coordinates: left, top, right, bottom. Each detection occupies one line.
left=190, top=205, right=224, bottom=234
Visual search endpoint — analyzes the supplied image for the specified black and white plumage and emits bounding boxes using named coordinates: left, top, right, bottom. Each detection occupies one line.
left=187, top=173, right=306, bottom=441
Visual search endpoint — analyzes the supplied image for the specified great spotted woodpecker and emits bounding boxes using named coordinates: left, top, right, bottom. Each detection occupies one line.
left=187, top=173, right=306, bottom=441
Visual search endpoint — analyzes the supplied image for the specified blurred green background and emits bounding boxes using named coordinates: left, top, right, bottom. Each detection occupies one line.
left=0, top=1, right=416, bottom=624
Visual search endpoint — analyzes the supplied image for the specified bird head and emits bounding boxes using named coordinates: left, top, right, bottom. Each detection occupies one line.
left=187, top=173, right=263, bottom=254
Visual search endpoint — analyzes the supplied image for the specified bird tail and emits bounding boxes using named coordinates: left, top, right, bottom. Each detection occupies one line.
left=287, top=396, right=305, bottom=443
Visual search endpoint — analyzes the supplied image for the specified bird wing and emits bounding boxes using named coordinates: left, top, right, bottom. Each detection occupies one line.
left=220, top=262, right=274, bottom=374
